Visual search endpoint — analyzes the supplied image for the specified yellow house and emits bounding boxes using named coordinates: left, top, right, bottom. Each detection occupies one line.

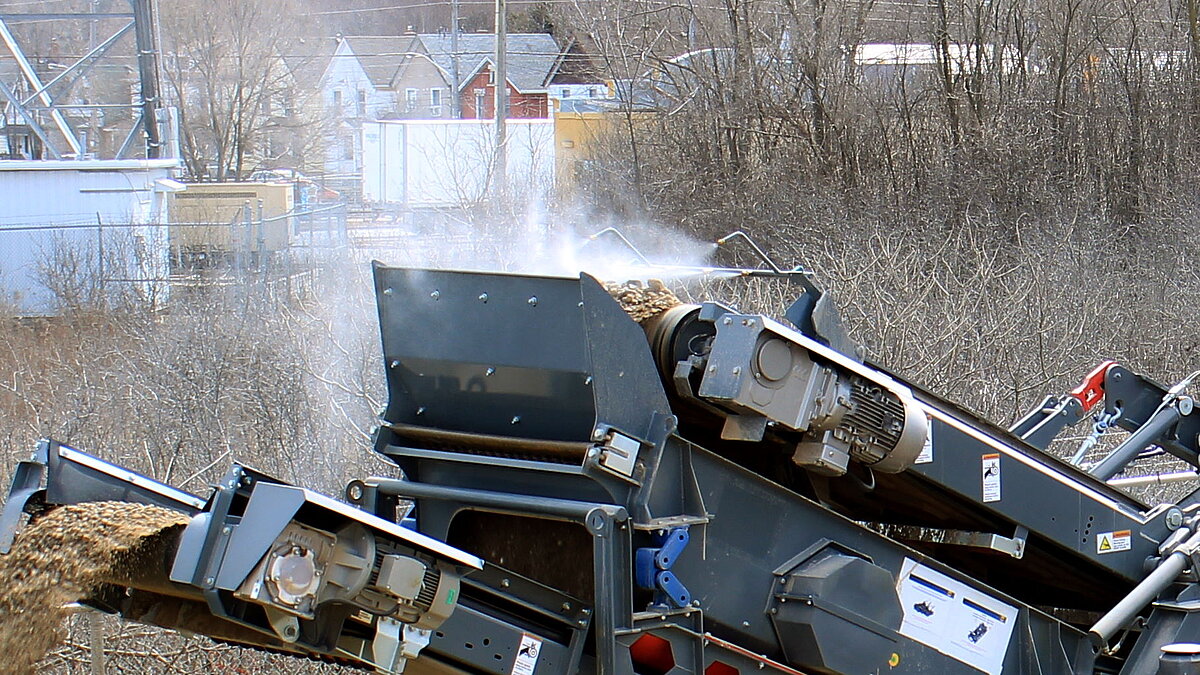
left=553, top=108, right=654, bottom=197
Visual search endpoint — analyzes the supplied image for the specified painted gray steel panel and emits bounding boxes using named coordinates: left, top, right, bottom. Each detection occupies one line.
left=373, top=265, right=671, bottom=445
left=215, top=482, right=305, bottom=590
left=577, top=273, right=672, bottom=441
left=910, top=414, right=1169, bottom=583
left=673, top=446, right=1092, bottom=674
left=374, top=265, right=596, bottom=442
left=426, top=605, right=574, bottom=674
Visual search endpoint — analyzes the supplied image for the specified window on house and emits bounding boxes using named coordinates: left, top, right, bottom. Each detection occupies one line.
left=474, top=88, right=486, bottom=118
left=357, top=90, right=366, bottom=117
left=405, top=88, right=418, bottom=112
left=430, top=88, right=443, bottom=117
left=342, top=135, right=354, bottom=160
left=333, top=90, right=342, bottom=107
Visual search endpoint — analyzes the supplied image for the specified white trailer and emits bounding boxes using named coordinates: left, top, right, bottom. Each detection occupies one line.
left=362, top=119, right=554, bottom=207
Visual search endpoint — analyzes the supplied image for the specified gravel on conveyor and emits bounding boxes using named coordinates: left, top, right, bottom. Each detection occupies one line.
left=0, top=501, right=188, bottom=674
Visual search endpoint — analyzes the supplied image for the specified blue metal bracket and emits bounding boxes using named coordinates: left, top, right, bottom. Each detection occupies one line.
left=635, top=527, right=692, bottom=608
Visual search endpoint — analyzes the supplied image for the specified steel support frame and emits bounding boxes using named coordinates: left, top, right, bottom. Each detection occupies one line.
left=0, top=0, right=161, bottom=159
left=365, top=442, right=1106, bottom=674
left=19, top=21, right=136, bottom=108
left=0, top=18, right=81, bottom=154
left=367, top=478, right=637, bottom=674
left=363, top=266, right=1193, bottom=673
left=0, top=76, right=59, bottom=158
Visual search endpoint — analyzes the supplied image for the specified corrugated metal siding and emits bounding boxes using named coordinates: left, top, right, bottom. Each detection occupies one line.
left=0, top=162, right=175, bottom=315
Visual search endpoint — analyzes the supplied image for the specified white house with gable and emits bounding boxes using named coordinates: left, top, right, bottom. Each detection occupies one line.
left=319, top=36, right=416, bottom=195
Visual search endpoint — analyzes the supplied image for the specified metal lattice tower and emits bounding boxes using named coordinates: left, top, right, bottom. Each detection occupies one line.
left=0, top=0, right=163, bottom=160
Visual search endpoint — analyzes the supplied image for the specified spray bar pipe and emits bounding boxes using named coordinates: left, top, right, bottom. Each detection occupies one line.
left=627, top=264, right=804, bottom=279
left=584, top=227, right=810, bottom=280
left=1109, top=471, right=1200, bottom=488
left=586, top=227, right=652, bottom=265
left=716, top=230, right=789, bottom=275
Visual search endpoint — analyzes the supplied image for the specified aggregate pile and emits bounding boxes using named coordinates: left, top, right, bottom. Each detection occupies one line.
left=0, top=502, right=188, bottom=674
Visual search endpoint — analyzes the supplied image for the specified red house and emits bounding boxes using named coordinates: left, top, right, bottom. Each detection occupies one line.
left=391, top=32, right=606, bottom=120
left=393, top=32, right=566, bottom=120
left=460, top=61, right=549, bottom=119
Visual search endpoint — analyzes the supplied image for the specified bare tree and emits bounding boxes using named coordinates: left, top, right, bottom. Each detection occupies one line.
left=159, top=0, right=313, bottom=180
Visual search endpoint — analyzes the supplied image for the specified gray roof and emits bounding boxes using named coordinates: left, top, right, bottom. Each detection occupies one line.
left=342, top=35, right=419, bottom=88
left=417, top=33, right=562, bottom=93
left=283, top=36, right=338, bottom=88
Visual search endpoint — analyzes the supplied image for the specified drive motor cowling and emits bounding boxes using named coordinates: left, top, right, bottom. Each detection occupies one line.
left=649, top=302, right=927, bottom=477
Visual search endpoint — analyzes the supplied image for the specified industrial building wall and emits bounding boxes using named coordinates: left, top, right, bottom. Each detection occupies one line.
left=168, top=182, right=295, bottom=256
left=0, top=160, right=178, bottom=315
left=362, top=119, right=554, bottom=207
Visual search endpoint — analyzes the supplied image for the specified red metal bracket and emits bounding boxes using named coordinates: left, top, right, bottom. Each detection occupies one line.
left=1069, top=360, right=1118, bottom=413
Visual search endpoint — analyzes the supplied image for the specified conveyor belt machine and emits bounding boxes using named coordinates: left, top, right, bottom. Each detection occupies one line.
left=9, top=253, right=1200, bottom=674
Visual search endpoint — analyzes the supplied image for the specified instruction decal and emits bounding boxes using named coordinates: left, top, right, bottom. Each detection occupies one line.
left=897, top=559, right=1016, bottom=675
left=915, top=416, right=934, bottom=464
left=1097, top=530, right=1131, bottom=554
left=982, top=454, right=1001, bottom=503
left=511, top=633, right=542, bottom=675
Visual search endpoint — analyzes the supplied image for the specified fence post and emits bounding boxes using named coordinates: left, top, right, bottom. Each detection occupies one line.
left=95, top=213, right=105, bottom=308
left=88, top=611, right=105, bottom=675
left=339, top=203, right=347, bottom=246
left=256, top=198, right=265, bottom=280
left=240, top=200, right=250, bottom=277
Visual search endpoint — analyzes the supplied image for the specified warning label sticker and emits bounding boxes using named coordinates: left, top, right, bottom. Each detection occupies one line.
left=511, top=633, right=542, bottom=675
left=981, top=454, right=1001, bottom=503
left=916, top=417, right=934, bottom=464
left=1097, top=530, right=1132, bottom=554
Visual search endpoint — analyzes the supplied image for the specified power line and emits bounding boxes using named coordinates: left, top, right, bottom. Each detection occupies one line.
left=0, top=0, right=79, bottom=7
left=302, top=0, right=588, bottom=16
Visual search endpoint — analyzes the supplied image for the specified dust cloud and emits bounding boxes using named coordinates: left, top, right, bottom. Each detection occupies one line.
left=379, top=205, right=719, bottom=283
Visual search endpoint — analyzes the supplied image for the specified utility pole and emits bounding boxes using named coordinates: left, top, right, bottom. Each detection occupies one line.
left=451, top=0, right=460, bottom=118
left=88, top=0, right=99, bottom=158
left=131, top=0, right=163, bottom=158
left=493, top=0, right=507, bottom=196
